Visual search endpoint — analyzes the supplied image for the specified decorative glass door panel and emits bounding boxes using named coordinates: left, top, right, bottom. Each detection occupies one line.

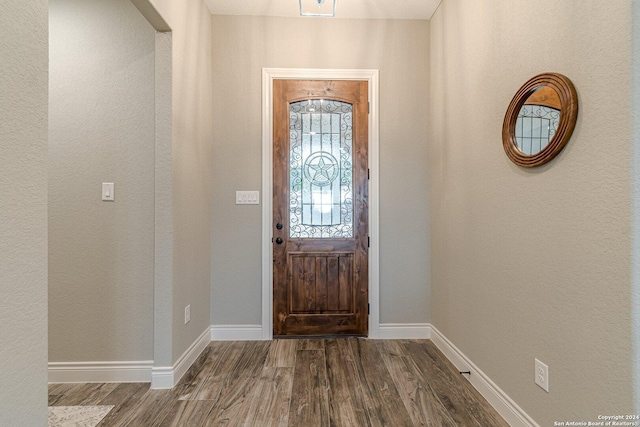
left=290, top=100, right=353, bottom=238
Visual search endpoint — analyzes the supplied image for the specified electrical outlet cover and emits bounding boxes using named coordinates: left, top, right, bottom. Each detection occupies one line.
left=535, top=358, right=549, bottom=392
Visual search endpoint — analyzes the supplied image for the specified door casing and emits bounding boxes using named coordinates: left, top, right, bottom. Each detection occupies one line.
left=261, top=68, right=380, bottom=340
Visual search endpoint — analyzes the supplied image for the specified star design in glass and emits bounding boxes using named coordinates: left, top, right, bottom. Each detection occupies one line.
left=304, top=151, right=339, bottom=186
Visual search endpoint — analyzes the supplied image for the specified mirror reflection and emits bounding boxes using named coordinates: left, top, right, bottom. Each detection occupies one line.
left=515, top=86, right=561, bottom=155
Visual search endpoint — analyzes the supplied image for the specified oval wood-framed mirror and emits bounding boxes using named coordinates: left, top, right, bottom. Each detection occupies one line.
left=503, top=73, right=578, bottom=168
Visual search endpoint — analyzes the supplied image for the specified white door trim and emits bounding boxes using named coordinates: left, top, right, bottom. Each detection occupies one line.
left=261, top=68, right=380, bottom=340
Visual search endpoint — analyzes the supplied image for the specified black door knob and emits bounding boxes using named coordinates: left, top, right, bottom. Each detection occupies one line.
left=275, top=237, right=283, bottom=244
left=276, top=223, right=283, bottom=230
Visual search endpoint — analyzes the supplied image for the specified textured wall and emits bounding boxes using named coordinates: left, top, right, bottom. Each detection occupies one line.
left=632, top=0, right=640, bottom=414
left=152, top=30, right=174, bottom=368
left=429, top=0, right=634, bottom=423
left=210, top=16, right=430, bottom=326
left=148, top=0, right=214, bottom=363
left=0, top=0, right=48, bottom=425
left=49, top=0, right=155, bottom=362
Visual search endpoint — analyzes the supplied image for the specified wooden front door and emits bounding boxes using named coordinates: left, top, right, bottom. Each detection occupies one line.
left=273, top=79, right=369, bottom=337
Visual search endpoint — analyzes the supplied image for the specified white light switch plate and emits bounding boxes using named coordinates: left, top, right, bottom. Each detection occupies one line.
left=236, top=191, right=259, bottom=205
left=102, top=183, right=115, bottom=201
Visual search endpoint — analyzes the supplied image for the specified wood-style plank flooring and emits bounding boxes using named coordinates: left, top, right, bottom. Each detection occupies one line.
left=48, top=339, right=508, bottom=426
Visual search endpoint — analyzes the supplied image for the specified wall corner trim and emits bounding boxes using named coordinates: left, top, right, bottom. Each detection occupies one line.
left=150, top=366, right=174, bottom=389
left=151, top=326, right=211, bottom=389
left=430, top=325, right=539, bottom=427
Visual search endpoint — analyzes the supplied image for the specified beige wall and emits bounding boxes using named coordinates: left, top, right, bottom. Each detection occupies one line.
left=48, top=0, right=213, bottom=370
left=0, top=0, right=48, bottom=424
left=634, top=0, right=640, bottom=414
left=49, top=0, right=155, bottom=363
left=149, top=0, right=214, bottom=363
left=429, top=0, right=634, bottom=423
left=210, top=16, right=430, bottom=326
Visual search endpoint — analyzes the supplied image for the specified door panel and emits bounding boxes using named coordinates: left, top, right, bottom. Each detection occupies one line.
left=288, top=253, right=353, bottom=314
left=273, top=79, right=368, bottom=337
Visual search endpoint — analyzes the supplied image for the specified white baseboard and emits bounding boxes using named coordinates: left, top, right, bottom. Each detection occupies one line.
left=151, top=326, right=211, bottom=389
left=209, top=324, right=429, bottom=340
left=378, top=323, right=431, bottom=339
left=150, top=366, right=174, bottom=389
left=48, top=360, right=153, bottom=383
left=211, top=324, right=264, bottom=341
left=429, top=325, right=538, bottom=427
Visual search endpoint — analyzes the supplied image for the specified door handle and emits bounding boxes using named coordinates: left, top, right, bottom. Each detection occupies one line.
left=275, top=237, right=283, bottom=245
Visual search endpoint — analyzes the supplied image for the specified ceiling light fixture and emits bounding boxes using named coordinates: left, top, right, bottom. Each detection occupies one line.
left=299, top=0, right=337, bottom=17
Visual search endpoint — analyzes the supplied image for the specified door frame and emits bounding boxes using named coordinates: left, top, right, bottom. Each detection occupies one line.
left=261, top=68, right=380, bottom=340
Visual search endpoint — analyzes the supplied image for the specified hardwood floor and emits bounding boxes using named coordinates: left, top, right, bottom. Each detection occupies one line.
left=48, top=339, right=508, bottom=426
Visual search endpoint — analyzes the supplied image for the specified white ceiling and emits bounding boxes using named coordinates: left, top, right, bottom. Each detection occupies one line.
left=204, top=0, right=442, bottom=20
